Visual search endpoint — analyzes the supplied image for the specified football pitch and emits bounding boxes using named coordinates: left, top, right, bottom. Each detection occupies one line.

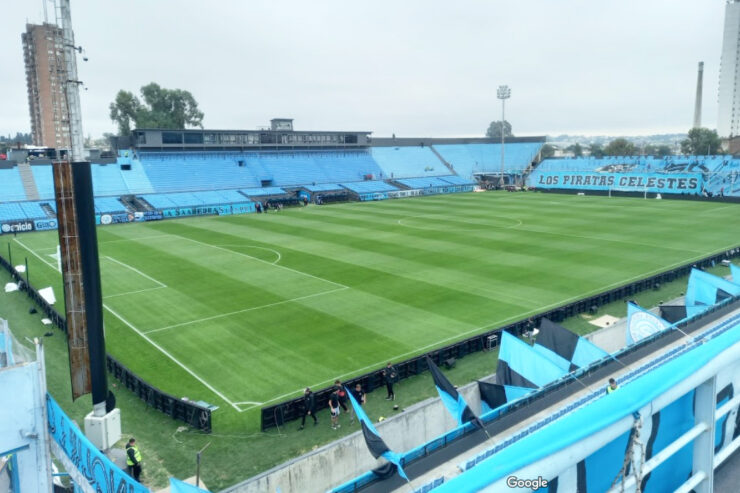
left=6, top=192, right=740, bottom=417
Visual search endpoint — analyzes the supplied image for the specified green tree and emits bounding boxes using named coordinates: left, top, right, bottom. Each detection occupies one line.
left=485, top=120, right=513, bottom=139
left=588, top=143, right=605, bottom=158
left=680, top=127, right=722, bottom=155
left=109, top=83, right=204, bottom=135
left=643, top=144, right=673, bottom=156
left=603, top=138, right=637, bottom=156
left=541, top=144, right=556, bottom=158
left=566, top=143, right=583, bottom=157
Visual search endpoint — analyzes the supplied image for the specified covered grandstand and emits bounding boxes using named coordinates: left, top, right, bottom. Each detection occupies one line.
left=0, top=127, right=548, bottom=231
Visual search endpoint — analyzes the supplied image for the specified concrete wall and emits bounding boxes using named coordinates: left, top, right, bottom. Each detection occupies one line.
left=224, top=381, right=484, bottom=493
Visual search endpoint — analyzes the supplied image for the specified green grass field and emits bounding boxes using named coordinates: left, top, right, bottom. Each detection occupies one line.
left=2, top=191, right=739, bottom=488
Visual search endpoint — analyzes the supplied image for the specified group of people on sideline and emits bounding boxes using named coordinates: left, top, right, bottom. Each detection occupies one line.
left=299, top=362, right=398, bottom=431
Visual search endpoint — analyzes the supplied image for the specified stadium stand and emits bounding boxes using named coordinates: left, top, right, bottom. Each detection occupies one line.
left=119, top=161, right=155, bottom=194
left=311, top=151, right=382, bottom=183
left=90, top=164, right=129, bottom=197
left=371, top=146, right=447, bottom=179
left=18, top=201, right=47, bottom=219
left=0, top=167, right=28, bottom=202
left=529, top=155, right=740, bottom=197
left=303, top=183, right=344, bottom=192
left=250, top=152, right=331, bottom=186
left=240, top=187, right=287, bottom=197
left=438, top=175, right=477, bottom=185
left=137, top=152, right=261, bottom=192
left=432, top=143, right=542, bottom=180
left=394, top=176, right=471, bottom=189
left=30, top=165, right=55, bottom=200
left=340, top=181, right=399, bottom=193
left=94, top=196, right=128, bottom=214
left=0, top=202, right=27, bottom=222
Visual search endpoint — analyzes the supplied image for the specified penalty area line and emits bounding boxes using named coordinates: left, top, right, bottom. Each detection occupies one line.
left=103, top=303, right=242, bottom=412
left=103, top=256, right=167, bottom=287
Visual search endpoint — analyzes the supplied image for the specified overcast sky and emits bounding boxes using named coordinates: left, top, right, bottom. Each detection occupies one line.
left=1, top=0, right=728, bottom=139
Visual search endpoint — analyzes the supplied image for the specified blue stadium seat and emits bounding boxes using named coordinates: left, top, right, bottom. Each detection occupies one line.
left=0, top=202, right=28, bottom=222
left=304, top=183, right=344, bottom=192
left=19, top=201, right=46, bottom=219
left=371, top=146, right=447, bottom=179
left=94, top=196, right=127, bottom=214
left=395, top=176, right=460, bottom=189
left=90, top=164, right=129, bottom=196
left=31, top=165, right=55, bottom=200
left=240, top=187, right=287, bottom=197
left=340, top=181, right=399, bottom=193
left=0, top=168, right=28, bottom=202
left=433, top=143, right=542, bottom=180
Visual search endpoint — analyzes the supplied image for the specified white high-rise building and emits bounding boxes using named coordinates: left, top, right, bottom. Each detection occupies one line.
left=718, top=1, right=740, bottom=137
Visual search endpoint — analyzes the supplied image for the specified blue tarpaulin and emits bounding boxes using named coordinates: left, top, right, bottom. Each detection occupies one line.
left=169, top=478, right=210, bottom=493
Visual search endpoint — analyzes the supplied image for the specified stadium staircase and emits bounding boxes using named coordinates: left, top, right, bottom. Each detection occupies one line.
left=17, top=162, right=40, bottom=201
left=122, top=195, right=152, bottom=212
left=521, top=155, right=542, bottom=183
left=40, top=203, right=56, bottom=217
left=428, top=145, right=457, bottom=175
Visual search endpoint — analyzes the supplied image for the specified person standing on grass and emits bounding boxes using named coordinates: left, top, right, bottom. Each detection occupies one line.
left=125, top=438, right=143, bottom=482
left=351, top=382, right=366, bottom=413
left=335, top=380, right=349, bottom=414
left=329, top=388, right=341, bottom=429
left=382, top=362, right=398, bottom=401
left=299, top=387, right=318, bottom=430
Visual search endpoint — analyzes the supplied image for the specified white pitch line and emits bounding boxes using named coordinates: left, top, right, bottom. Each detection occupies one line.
left=143, top=286, right=348, bottom=334
left=10, top=238, right=242, bottom=411
left=13, top=238, right=61, bottom=272
left=98, top=234, right=170, bottom=244
left=103, top=303, right=242, bottom=412
left=103, top=256, right=167, bottom=287
left=103, top=286, right=166, bottom=299
left=216, top=244, right=282, bottom=264
left=163, top=231, right=349, bottom=289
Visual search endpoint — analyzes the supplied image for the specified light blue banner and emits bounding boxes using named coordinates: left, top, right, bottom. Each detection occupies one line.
left=626, top=302, right=670, bottom=345
left=47, top=396, right=149, bottom=492
left=33, top=218, right=58, bottom=231
left=529, top=171, right=702, bottom=193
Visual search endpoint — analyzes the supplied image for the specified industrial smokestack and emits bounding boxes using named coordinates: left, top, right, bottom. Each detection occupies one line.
left=694, top=61, right=704, bottom=128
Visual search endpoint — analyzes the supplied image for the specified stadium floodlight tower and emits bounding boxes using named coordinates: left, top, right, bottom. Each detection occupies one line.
left=497, top=85, right=511, bottom=188
left=54, top=0, right=121, bottom=450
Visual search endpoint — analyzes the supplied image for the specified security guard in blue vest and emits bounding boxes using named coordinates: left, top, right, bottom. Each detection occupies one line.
left=606, top=378, right=619, bottom=395
left=126, top=437, right=143, bottom=482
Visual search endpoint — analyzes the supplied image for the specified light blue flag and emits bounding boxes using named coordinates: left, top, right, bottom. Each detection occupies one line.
left=345, top=387, right=409, bottom=481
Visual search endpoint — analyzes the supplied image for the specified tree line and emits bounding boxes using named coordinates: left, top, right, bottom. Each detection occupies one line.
left=485, top=119, right=724, bottom=158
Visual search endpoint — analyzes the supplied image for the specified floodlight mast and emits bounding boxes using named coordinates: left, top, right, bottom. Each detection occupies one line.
left=497, top=85, right=511, bottom=188
left=60, top=0, right=84, bottom=162
left=55, top=0, right=109, bottom=418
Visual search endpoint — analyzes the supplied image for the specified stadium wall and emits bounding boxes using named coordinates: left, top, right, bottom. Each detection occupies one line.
left=225, top=380, right=484, bottom=493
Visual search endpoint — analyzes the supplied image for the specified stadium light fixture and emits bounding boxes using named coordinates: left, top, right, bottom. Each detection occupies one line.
left=497, top=85, right=511, bottom=188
